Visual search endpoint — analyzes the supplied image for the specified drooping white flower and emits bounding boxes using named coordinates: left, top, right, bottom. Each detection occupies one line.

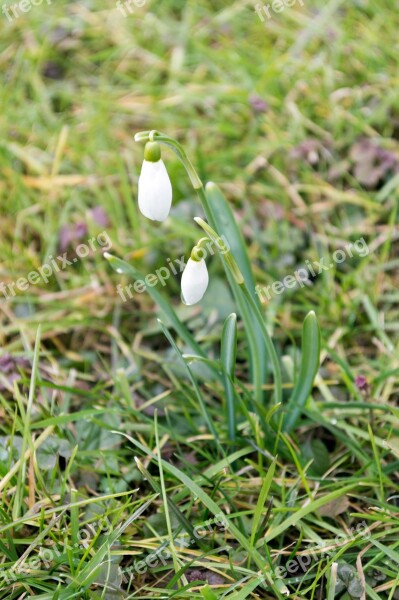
left=181, top=256, right=209, bottom=305
left=138, top=142, right=172, bottom=222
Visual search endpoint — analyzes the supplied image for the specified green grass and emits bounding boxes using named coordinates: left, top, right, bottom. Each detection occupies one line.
left=0, top=0, right=399, bottom=598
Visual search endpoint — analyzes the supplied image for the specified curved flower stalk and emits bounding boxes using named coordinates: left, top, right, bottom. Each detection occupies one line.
left=138, top=141, right=172, bottom=221
left=135, top=130, right=202, bottom=190
left=192, top=219, right=244, bottom=285
left=181, top=238, right=210, bottom=305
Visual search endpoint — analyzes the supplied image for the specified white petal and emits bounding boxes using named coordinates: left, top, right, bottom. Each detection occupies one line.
left=138, top=159, right=172, bottom=222
left=181, top=258, right=209, bottom=305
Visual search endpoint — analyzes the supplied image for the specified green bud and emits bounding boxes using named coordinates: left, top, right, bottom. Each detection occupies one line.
left=190, top=237, right=209, bottom=261
left=144, top=141, right=161, bottom=163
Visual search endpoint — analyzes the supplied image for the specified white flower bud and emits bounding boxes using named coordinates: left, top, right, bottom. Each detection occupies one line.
left=138, top=142, right=172, bottom=222
left=181, top=257, right=209, bottom=305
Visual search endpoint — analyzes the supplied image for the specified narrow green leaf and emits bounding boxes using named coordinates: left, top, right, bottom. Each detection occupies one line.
left=261, top=482, right=357, bottom=544
left=224, top=576, right=265, bottom=599
left=71, top=496, right=156, bottom=590
left=134, top=457, right=200, bottom=543
left=364, top=583, right=385, bottom=600
left=195, top=205, right=281, bottom=406
left=203, top=447, right=253, bottom=480
left=202, top=183, right=268, bottom=404
left=283, top=311, right=321, bottom=433
left=221, top=313, right=238, bottom=441
left=154, top=412, right=181, bottom=576
left=326, top=562, right=338, bottom=600
left=369, top=538, right=399, bottom=566
left=200, top=585, right=219, bottom=600
left=13, top=325, right=41, bottom=521
left=204, top=182, right=256, bottom=294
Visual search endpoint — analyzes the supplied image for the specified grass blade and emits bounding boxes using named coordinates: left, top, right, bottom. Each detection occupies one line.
left=200, top=585, right=219, bottom=599
left=249, top=457, right=277, bottom=549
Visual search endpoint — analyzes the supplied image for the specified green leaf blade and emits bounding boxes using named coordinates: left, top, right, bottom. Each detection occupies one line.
left=283, top=311, right=321, bottom=433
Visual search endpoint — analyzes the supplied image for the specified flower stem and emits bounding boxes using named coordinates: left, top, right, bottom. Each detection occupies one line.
left=135, top=131, right=202, bottom=189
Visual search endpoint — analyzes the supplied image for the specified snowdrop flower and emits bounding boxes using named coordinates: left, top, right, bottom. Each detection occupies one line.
left=138, top=141, right=172, bottom=222
left=181, top=241, right=209, bottom=305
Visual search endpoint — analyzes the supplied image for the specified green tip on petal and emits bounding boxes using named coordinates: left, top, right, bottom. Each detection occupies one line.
left=190, top=237, right=209, bottom=261
left=144, top=141, right=161, bottom=162
left=190, top=248, right=201, bottom=261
